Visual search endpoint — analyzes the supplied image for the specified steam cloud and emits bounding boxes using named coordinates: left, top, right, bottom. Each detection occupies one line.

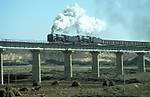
left=51, top=3, right=106, bottom=36
left=94, top=0, right=150, bottom=41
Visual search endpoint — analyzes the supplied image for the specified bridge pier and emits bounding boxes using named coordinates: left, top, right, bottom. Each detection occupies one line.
left=0, top=49, right=4, bottom=85
left=91, top=51, right=99, bottom=78
left=63, top=50, right=72, bottom=79
left=31, top=50, right=41, bottom=84
left=116, top=52, right=124, bottom=75
left=137, top=52, right=145, bottom=72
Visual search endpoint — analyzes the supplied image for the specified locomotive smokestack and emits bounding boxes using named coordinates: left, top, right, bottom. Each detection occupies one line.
left=51, top=25, right=54, bottom=34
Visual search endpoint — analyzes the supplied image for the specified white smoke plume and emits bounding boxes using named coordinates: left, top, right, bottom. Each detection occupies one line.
left=51, top=3, right=106, bottom=36
left=94, top=0, right=150, bottom=41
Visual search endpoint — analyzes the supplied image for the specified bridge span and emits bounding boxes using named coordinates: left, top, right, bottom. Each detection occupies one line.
left=0, top=39, right=150, bottom=52
left=0, top=39, right=150, bottom=85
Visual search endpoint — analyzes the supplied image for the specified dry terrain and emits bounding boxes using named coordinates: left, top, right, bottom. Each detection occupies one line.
left=1, top=66, right=150, bottom=97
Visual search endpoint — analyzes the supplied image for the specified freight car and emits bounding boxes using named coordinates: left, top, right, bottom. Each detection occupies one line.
left=101, top=39, right=150, bottom=47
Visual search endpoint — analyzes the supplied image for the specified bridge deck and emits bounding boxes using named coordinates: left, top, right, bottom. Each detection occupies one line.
left=0, top=40, right=150, bottom=52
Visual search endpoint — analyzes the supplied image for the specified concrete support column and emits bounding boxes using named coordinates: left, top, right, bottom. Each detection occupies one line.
left=91, top=51, right=99, bottom=78
left=0, top=49, right=4, bottom=85
left=31, top=50, right=41, bottom=84
left=63, top=50, right=72, bottom=79
left=116, top=52, right=124, bottom=75
left=137, top=52, right=145, bottom=72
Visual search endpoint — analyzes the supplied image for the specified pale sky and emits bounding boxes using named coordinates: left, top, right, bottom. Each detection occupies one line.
left=0, top=0, right=150, bottom=41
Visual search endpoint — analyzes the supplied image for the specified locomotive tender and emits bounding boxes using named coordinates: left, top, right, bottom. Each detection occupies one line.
left=47, top=33, right=150, bottom=47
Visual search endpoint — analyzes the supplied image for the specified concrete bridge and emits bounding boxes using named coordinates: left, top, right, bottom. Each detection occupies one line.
left=0, top=39, right=150, bottom=85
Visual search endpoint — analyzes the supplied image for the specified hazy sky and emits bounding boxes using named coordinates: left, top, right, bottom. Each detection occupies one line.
left=0, top=0, right=150, bottom=41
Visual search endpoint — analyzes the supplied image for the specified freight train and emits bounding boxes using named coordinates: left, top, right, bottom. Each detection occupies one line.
left=47, top=33, right=150, bottom=46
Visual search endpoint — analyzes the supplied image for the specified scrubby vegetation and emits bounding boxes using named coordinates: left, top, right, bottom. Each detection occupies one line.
left=1, top=50, right=150, bottom=97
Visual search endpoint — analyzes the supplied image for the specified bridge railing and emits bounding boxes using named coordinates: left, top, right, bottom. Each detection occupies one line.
left=0, top=38, right=47, bottom=43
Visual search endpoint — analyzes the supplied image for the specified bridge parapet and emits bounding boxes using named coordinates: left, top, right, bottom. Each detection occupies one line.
left=0, top=39, right=47, bottom=43
left=0, top=40, right=150, bottom=52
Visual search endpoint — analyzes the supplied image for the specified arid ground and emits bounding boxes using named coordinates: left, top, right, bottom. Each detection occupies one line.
left=1, top=66, right=150, bottom=97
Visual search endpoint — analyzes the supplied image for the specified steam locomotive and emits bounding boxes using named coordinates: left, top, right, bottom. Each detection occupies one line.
left=47, top=33, right=101, bottom=43
left=47, top=33, right=150, bottom=46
